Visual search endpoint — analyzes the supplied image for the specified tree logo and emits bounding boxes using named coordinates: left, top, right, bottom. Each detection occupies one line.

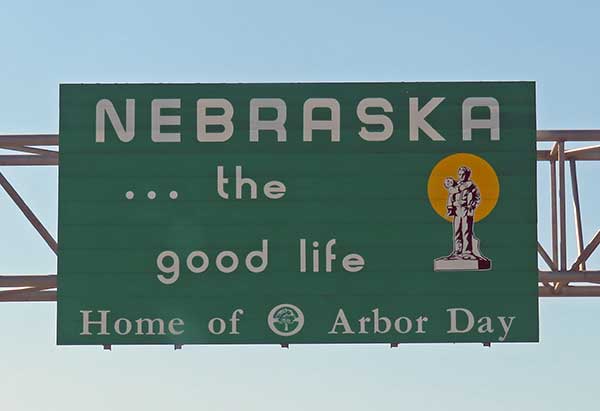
left=267, top=304, right=305, bottom=337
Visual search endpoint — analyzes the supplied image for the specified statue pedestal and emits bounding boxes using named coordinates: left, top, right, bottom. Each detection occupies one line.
left=434, top=256, right=491, bottom=271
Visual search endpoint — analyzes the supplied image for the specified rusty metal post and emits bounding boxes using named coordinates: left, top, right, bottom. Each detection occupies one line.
left=569, top=160, right=585, bottom=270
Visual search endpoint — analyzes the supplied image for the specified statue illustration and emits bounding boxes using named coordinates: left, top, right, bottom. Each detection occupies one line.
left=434, top=166, right=491, bottom=271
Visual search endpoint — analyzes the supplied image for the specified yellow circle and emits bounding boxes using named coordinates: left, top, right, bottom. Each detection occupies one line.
left=427, top=153, right=500, bottom=223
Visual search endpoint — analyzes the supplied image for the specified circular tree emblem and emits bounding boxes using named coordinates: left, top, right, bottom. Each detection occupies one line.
left=267, top=304, right=305, bottom=337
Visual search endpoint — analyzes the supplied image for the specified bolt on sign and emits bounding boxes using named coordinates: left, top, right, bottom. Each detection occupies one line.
left=57, top=82, right=538, bottom=345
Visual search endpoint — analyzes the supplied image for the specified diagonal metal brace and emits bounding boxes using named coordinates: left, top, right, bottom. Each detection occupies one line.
left=570, top=230, right=600, bottom=272
left=0, top=171, right=57, bottom=255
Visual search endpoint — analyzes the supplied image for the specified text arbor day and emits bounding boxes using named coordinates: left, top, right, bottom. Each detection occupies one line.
left=78, top=307, right=518, bottom=342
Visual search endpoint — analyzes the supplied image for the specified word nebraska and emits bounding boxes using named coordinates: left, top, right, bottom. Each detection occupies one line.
left=95, top=96, right=500, bottom=143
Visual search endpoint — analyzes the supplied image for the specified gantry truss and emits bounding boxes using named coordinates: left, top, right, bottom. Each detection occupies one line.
left=0, top=132, right=598, bottom=301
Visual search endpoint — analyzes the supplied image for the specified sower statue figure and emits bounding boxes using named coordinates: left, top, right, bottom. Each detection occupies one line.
left=434, top=166, right=491, bottom=271
left=453, top=166, right=479, bottom=258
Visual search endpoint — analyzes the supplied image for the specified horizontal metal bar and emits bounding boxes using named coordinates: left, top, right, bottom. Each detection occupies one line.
left=0, top=132, right=596, bottom=147
left=0, top=290, right=56, bottom=302
left=0, top=133, right=597, bottom=153
left=538, top=147, right=600, bottom=161
left=564, top=145, right=600, bottom=161
left=0, top=275, right=56, bottom=288
left=537, top=130, right=600, bottom=142
left=0, top=146, right=59, bottom=157
left=539, top=271, right=600, bottom=283
left=0, top=286, right=53, bottom=297
left=538, top=150, right=550, bottom=161
left=3, top=276, right=573, bottom=300
left=0, top=134, right=58, bottom=147
left=539, top=286, right=600, bottom=297
left=0, top=155, right=58, bottom=165
left=5, top=287, right=600, bottom=300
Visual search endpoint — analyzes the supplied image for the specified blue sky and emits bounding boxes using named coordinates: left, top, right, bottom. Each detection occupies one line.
left=1, top=1, right=599, bottom=409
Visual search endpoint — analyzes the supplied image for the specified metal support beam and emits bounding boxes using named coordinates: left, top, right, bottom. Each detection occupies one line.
left=539, top=271, right=600, bottom=283
left=0, top=155, right=58, bottom=166
left=6, top=146, right=58, bottom=157
left=0, top=275, right=56, bottom=288
left=558, top=141, right=567, bottom=272
left=0, top=134, right=58, bottom=146
left=0, top=290, right=56, bottom=302
left=0, top=131, right=598, bottom=300
left=550, top=158, right=558, bottom=267
left=537, top=130, right=600, bottom=141
left=0, top=275, right=56, bottom=302
left=0, top=172, right=58, bottom=255
left=540, top=271, right=600, bottom=283
left=537, top=242, right=556, bottom=271
left=539, top=286, right=600, bottom=297
left=569, top=230, right=600, bottom=272
left=570, top=160, right=585, bottom=270
left=538, top=145, right=600, bottom=161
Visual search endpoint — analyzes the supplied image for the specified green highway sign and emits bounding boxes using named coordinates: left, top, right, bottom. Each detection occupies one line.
left=57, top=82, right=538, bottom=345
